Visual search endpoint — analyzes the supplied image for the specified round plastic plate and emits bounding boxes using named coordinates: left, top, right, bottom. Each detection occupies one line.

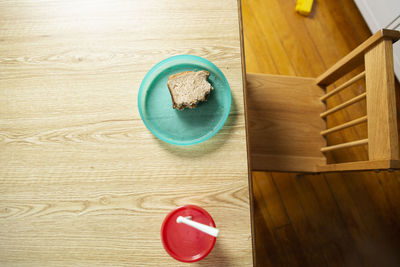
left=138, top=55, right=231, bottom=145
left=161, top=205, right=216, bottom=262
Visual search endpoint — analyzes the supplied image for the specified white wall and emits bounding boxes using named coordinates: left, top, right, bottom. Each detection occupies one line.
left=354, top=0, right=400, bottom=81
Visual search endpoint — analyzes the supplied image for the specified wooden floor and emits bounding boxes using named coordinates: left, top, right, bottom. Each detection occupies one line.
left=241, top=0, right=400, bottom=266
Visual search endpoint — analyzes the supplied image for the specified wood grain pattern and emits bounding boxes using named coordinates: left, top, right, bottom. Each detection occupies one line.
left=365, top=39, right=399, bottom=161
left=0, top=0, right=253, bottom=266
left=246, top=73, right=326, bottom=173
left=243, top=0, right=400, bottom=265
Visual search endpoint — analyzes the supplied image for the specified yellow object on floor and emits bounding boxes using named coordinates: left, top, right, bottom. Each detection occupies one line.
left=296, top=0, right=314, bottom=16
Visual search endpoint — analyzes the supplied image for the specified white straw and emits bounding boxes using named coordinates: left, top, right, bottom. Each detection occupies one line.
left=176, top=216, right=219, bottom=237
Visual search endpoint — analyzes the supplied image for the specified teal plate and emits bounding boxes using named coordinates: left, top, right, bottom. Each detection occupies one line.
left=138, top=55, right=231, bottom=145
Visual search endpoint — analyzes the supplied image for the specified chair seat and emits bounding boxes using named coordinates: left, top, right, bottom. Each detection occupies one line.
left=246, top=73, right=326, bottom=172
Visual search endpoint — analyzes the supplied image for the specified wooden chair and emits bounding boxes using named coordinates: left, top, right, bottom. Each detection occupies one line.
left=246, top=29, right=400, bottom=173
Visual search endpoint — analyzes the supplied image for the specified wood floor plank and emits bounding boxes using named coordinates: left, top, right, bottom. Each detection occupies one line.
left=325, top=172, right=400, bottom=266
left=253, top=172, right=289, bottom=228
left=322, top=242, right=347, bottom=267
left=243, top=0, right=296, bottom=76
left=322, top=0, right=365, bottom=50
left=273, top=0, right=326, bottom=77
left=242, top=5, right=278, bottom=74
left=362, top=172, right=400, bottom=225
left=253, top=172, right=288, bottom=267
left=253, top=204, right=275, bottom=267
left=307, top=174, right=363, bottom=266
left=339, top=0, right=372, bottom=41
left=294, top=175, right=344, bottom=242
left=272, top=173, right=328, bottom=266
left=378, top=172, right=400, bottom=222
left=258, top=0, right=315, bottom=77
left=275, top=224, right=310, bottom=266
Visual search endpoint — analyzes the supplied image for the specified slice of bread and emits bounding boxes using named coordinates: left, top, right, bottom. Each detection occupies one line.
left=167, top=70, right=214, bottom=110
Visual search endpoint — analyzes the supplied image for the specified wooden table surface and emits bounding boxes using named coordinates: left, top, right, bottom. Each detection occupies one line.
left=0, top=0, right=253, bottom=265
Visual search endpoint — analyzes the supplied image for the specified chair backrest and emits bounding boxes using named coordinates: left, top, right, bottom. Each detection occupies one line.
left=317, top=29, right=400, bottom=172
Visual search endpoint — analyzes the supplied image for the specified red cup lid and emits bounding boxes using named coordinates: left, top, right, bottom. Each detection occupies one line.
left=161, top=205, right=216, bottom=262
